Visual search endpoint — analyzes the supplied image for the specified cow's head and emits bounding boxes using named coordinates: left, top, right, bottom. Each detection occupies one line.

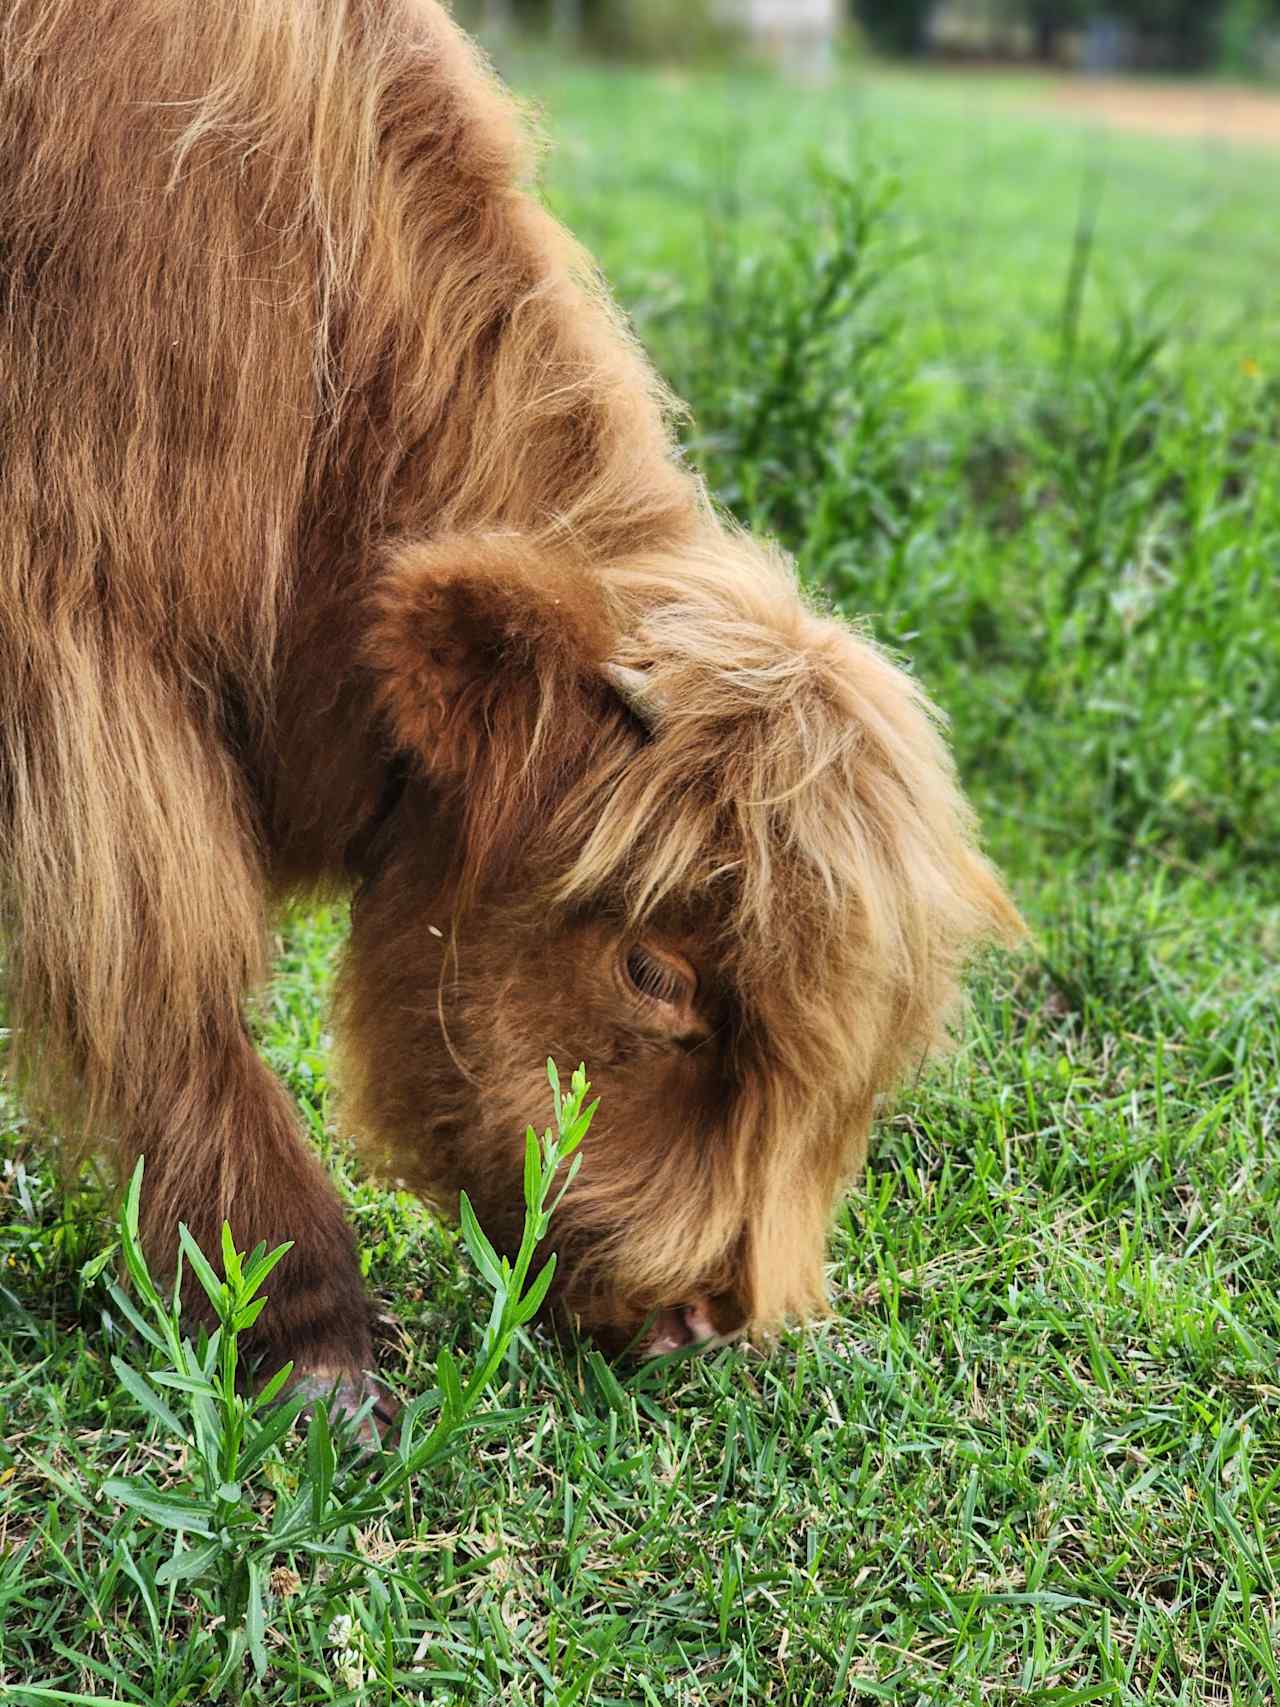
left=338, top=529, right=1019, bottom=1352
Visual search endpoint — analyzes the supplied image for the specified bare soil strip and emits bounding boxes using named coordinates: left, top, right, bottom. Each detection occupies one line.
left=1042, top=77, right=1280, bottom=148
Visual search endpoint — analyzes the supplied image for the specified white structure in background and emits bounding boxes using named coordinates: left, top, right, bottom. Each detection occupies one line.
left=717, top=0, right=841, bottom=79
left=928, top=2, right=1034, bottom=59
left=481, top=0, right=513, bottom=38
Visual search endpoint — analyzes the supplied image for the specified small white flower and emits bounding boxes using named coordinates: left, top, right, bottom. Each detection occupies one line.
left=326, top=1614, right=365, bottom=1691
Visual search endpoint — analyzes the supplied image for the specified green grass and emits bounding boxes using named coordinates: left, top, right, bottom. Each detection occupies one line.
left=3, top=63, right=1280, bottom=1706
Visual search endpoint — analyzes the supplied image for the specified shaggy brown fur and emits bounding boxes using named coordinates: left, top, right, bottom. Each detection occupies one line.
left=0, top=0, right=1018, bottom=1402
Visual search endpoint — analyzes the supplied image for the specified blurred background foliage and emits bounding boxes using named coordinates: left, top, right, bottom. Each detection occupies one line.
left=454, top=0, right=1280, bottom=75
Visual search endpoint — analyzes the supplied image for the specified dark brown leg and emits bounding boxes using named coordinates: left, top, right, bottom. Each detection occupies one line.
left=0, top=653, right=389, bottom=1434
left=129, top=1026, right=377, bottom=1398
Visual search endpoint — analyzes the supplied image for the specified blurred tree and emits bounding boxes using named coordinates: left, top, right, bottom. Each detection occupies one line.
left=1068, top=0, right=1280, bottom=68
left=853, top=0, right=933, bottom=54
left=854, top=0, right=1280, bottom=69
left=580, top=0, right=738, bottom=59
left=1026, top=0, right=1087, bottom=61
left=550, top=0, right=582, bottom=35
left=474, top=0, right=1280, bottom=69
left=1121, top=0, right=1217, bottom=67
left=1218, top=0, right=1280, bottom=71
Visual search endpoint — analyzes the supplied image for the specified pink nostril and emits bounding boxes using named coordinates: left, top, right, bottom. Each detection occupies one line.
left=642, top=1300, right=718, bottom=1356
left=681, top=1301, right=716, bottom=1344
left=643, top=1307, right=688, bottom=1355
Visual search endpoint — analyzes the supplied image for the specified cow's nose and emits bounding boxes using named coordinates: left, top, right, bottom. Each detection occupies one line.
left=642, top=1299, right=722, bottom=1356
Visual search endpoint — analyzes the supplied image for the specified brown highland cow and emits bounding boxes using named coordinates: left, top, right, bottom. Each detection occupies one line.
left=0, top=0, right=1018, bottom=1419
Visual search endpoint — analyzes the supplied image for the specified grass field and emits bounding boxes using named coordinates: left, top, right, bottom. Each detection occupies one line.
left=2, top=61, right=1279, bottom=1707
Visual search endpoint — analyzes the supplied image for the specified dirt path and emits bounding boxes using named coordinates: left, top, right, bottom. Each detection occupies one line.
left=1042, top=77, right=1280, bottom=149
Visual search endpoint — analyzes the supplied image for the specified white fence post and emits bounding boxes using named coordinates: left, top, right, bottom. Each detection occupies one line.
left=551, top=0, right=582, bottom=42
left=482, top=0, right=513, bottom=41
left=716, top=0, right=841, bottom=79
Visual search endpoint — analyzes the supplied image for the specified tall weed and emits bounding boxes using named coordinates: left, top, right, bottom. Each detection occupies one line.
left=656, top=164, right=1280, bottom=882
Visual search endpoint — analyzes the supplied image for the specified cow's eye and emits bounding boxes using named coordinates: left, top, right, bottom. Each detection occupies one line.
left=623, top=944, right=697, bottom=1009
left=626, top=948, right=678, bottom=1003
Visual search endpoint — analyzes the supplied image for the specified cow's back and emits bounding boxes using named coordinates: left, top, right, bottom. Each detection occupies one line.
left=0, top=0, right=693, bottom=704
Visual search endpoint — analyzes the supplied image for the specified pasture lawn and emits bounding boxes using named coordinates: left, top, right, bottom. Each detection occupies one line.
left=3, top=62, right=1279, bottom=1707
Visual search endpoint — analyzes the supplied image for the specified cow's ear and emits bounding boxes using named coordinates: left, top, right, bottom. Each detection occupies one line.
left=365, top=532, right=619, bottom=879
left=367, top=532, right=617, bottom=767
